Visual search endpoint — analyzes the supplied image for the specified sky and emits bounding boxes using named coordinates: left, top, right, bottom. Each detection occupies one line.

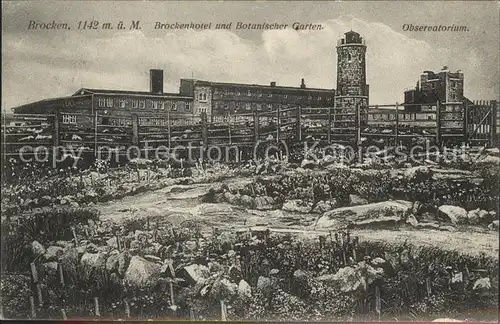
left=2, top=1, right=499, bottom=110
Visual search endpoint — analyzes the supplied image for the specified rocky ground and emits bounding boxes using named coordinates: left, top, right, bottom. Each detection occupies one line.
left=92, top=168, right=498, bottom=259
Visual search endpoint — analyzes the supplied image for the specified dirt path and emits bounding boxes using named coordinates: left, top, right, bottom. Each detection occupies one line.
left=94, top=179, right=499, bottom=259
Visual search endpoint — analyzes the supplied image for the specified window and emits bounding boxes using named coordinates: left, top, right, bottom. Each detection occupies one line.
left=139, top=100, right=145, bottom=109
left=159, top=101, right=165, bottom=110
left=98, top=97, right=106, bottom=107
left=106, top=98, right=113, bottom=108
left=172, top=102, right=177, bottom=111
left=224, top=104, right=228, bottom=110
left=62, top=115, right=77, bottom=124
left=247, top=90, right=252, bottom=96
left=198, top=92, right=207, bottom=101
left=132, top=100, right=138, bottom=108
left=152, top=101, right=158, bottom=109
left=267, top=93, right=272, bottom=97
left=283, top=94, right=288, bottom=99
left=185, top=102, right=191, bottom=111
left=245, top=103, right=251, bottom=110
left=256, top=103, right=262, bottom=111
left=318, top=96, right=322, bottom=100
left=118, top=100, right=126, bottom=109
left=236, top=91, right=241, bottom=96
left=267, top=104, right=273, bottom=111
left=428, top=115, right=433, bottom=120
left=431, top=82, right=436, bottom=89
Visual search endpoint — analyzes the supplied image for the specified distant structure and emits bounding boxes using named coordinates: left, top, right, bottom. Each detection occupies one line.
left=404, top=67, right=464, bottom=112
left=178, top=78, right=335, bottom=120
left=335, top=30, right=369, bottom=109
left=333, top=31, right=369, bottom=141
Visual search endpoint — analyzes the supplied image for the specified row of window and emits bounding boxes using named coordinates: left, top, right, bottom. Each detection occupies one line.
left=212, top=89, right=333, bottom=101
left=97, top=97, right=191, bottom=111
left=215, top=102, right=328, bottom=112
left=368, top=113, right=436, bottom=121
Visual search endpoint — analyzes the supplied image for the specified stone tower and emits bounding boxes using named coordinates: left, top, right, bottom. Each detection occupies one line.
left=334, top=31, right=369, bottom=143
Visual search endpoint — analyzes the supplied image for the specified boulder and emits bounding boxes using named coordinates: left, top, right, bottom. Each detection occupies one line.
left=488, top=220, right=499, bottom=231
left=124, top=256, right=161, bottom=288
left=349, top=194, right=368, bottom=206
left=318, top=262, right=383, bottom=293
left=118, top=251, right=132, bottom=278
left=54, top=240, right=73, bottom=249
left=181, top=264, right=210, bottom=285
left=404, top=166, right=430, bottom=179
left=58, top=247, right=79, bottom=268
left=318, top=266, right=364, bottom=292
left=44, top=246, right=64, bottom=261
left=316, top=200, right=411, bottom=229
left=371, top=257, right=386, bottom=266
left=41, top=261, right=59, bottom=276
left=315, top=200, right=334, bottom=213
left=106, top=237, right=118, bottom=248
left=478, top=210, right=492, bottom=225
left=438, top=205, right=467, bottom=225
left=406, top=214, right=418, bottom=227
left=282, top=199, right=310, bottom=213
left=349, top=216, right=401, bottom=229
left=31, top=241, right=45, bottom=257
left=467, top=208, right=481, bottom=225
left=223, top=192, right=240, bottom=204
left=80, top=252, right=107, bottom=271
left=256, top=276, right=272, bottom=294
left=301, top=159, right=318, bottom=169
left=473, top=277, right=491, bottom=290
left=238, top=279, right=252, bottom=298
left=254, top=196, right=274, bottom=210
left=239, top=195, right=256, bottom=209
left=106, top=254, right=120, bottom=273
left=411, top=201, right=423, bottom=216
left=211, top=278, right=238, bottom=300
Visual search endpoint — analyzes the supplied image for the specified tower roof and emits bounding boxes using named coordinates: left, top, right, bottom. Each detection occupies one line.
left=343, top=30, right=363, bottom=44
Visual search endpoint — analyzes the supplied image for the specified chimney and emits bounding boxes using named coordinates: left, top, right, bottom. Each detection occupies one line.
left=270, top=81, right=276, bottom=87
left=150, top=69, right=164, bottom=94
left=300, top=78, right=306, bottom=89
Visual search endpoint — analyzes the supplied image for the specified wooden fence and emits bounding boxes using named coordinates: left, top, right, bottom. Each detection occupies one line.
left=1, top=100, right=498, bottom=164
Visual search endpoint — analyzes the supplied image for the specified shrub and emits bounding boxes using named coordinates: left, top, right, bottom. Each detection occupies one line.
left=1, top=208, right=100, bottom=272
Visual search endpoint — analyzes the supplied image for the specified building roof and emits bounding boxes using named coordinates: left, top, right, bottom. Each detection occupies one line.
left=11, top=94, right=91, bottom=112
left=72, top=88, right=192, bottom=99
left=183, top=79, right=335, bottom=92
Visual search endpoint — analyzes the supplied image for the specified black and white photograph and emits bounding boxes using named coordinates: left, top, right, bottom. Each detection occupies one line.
left=1, top=1, right=499, bottom=321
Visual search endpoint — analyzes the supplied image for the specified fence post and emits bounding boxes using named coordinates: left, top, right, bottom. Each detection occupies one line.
left=395, top=102, right=399, bottom=147
left=167, top=109, right=171, bottom=149
left=201, top=112, right=208, bottom=160
left=491, top=100, right=497, bottom=147
left=131, top=114, right=139, bottom=147
left=2, top=112, right=6, bottom=178
left=327, top=104, right=331, bottom=144
left=53, top=110, right=60, bottom=147
left=276, top=105, right=281, bottom=141
left=297, top=105, right=302, bottom=142
left=463, top=100, right=468, bottom=144
left=436, top=101, right=441, bottom=147
left=94, top=111, right=98, bottom=157
left=253, top=111, right=259, bottom=145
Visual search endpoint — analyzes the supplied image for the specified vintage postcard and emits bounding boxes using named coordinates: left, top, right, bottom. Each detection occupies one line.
left=1, top=0, right=498, bottom=322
